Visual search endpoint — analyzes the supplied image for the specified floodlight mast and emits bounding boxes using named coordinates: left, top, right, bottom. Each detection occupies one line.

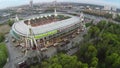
left=24, top=20, right=41, bottom=58
left=80, top=12, right=84, bottom=22
left=30, top=0, right=33, bottom=8
left=80, top=12, right=86, bottom=30
left=54, top=0, right=57, bottom=17
left=15, top=14, right=19, bottom=22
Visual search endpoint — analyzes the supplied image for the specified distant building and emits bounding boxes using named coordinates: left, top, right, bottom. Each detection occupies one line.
left=112, top=12, right=117, bottom=19
left=111, top=7, right=117, bottom=12
left=16, top=8, right=24, bottom=13
left=2, top=13, right=10, bottom=17
left=29, top=0, right=33, bottom=8
left=86, top=5, right=92, bottom=10
left=95, top=7, right=100, bottom=10
left=103, top=5, right=111, bottom=10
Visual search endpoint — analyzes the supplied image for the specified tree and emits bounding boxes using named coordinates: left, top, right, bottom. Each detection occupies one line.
left=84, top=45, right=97, bottom=63
left=112, top=57, right=120, bottom=68
left=90, top=57, right=98, bottom=68
left=41, top=54, right=88, bottom=68
left=104, top=13, right=112, bottom=19
left=88, top=26, right=100, bottom=38
left=8, top=19, right=14, bottom=26
left=77, top=44, right=97, bottom=64
left=0, top=33, right=4, bottom=42
left=49, top=63, right=62, bottom=68
left=73, top=61, right=89, bottom=68
left=114, top=14, right=120, bottom=22
left=0, top=42, right=8, bottom=68
left=106, top=53, right=120, bottom=68
left=96, top=20, right=106, bottom=31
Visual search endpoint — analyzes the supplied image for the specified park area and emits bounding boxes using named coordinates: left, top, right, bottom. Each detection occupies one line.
left=0, top=24, right=10, bottom=68
left=0, top=24, right=10, bottom=34
left=0, top=42, right=8, bottom=68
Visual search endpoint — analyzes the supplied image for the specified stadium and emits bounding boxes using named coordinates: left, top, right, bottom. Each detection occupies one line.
left=10, top=13, right=84, bottom=48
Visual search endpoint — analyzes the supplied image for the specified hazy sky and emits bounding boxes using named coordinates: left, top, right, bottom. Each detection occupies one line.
left=0, top=0, right=120, bottom=9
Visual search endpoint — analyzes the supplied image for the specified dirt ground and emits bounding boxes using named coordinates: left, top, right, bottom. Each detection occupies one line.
left=0, top=24, right=10, bottom=34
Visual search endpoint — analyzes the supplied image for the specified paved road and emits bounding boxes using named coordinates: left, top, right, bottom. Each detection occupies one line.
left=4, top=34, right=23, bottom=68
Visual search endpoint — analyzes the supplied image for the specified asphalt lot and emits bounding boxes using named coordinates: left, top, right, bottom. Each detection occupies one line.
left=4, top=33, right=24, bottom=68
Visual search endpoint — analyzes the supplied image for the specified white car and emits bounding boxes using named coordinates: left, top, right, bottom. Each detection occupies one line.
left=41, top=47, right=48, bottom=52
left=5, top=39, right=9, bottom=43
left=53, top=43, right=59, bottom=47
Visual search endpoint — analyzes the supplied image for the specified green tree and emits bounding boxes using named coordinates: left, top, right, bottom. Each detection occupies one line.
left=114, top=14, right=120, bottom=22
left=41, top=54, right=88, bottom=68
left=85, top=45, right=97, bottom=63
left=90, top=57, right=98, bottom=68
left=8, top=19, right=14, bottom=26
left=96, top=20, right=106, bottom=31
left=49, top=63, right=62, bottom=68
left=106, top=53, right=120, bottom=68
left=77, top=44, right=97, bottom=64
left=104, top=13, right=112, bottom=18
left=88, top=26, right=100, bottom=38
left=112, top=57, right=120, bottom=68
left=0, top=42, right=8, bottom=68
left=0, top=33, right=5, bottom=42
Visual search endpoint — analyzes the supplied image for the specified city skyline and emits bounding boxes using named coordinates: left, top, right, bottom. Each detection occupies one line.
left=0, top=0, right=120, bottom=9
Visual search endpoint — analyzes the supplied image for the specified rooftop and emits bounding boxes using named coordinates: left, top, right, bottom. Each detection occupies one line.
left=12, top=13, right=81, bottom=36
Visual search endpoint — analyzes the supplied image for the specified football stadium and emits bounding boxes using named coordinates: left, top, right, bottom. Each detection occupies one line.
left=10, top=13, right=84, bottom=48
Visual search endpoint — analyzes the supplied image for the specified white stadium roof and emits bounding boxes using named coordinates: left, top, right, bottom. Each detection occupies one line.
left=12, top=13, right=81, bottom=36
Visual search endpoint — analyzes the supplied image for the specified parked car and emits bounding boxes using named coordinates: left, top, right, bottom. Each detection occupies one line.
left=5, top=39, right=9, bottom=43
left=53, top=43, right=60, bottom=47
left=16, top=61, right=28, bottom=68
left=41, top=47, right=48, bottom=52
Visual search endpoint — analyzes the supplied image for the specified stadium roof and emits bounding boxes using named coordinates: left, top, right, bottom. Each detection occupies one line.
left=12, top=13, right=81, bottom=36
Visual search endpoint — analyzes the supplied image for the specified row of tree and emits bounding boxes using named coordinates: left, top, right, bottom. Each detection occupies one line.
left=0, top=33, right=5, bottom=42
left=7, top=19, right=14, bottom=26
left=0, top=32, right=7, bottom=68
left=0, top=20, right=12, bottom=67
left=77, top=20, right=120, bottom=68
left=114, top=14, right=120, bottom=22
left=0, top=42, right=8, bottom=68
left=31, top=54, right=88, bottom=68
left=83, top=11, right=113, bottom=19
left=83, top=10, right=120, bottom=22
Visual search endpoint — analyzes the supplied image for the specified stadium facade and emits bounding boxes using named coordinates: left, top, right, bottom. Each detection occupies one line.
left=10, top=13, right=84, bottom=47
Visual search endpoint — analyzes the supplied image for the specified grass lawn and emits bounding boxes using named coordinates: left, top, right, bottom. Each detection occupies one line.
left=0, top=24, right=10, bottom=34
